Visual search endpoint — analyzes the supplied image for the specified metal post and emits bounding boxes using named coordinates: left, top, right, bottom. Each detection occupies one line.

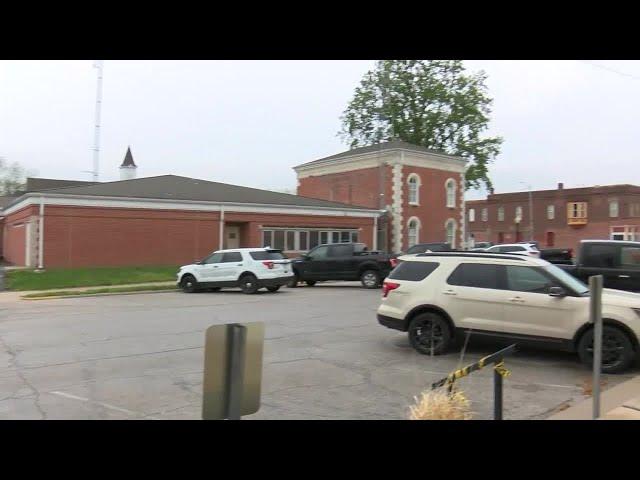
left=494, top=367, right=503, bottom=420
left=529, top=188, right=534, bottom=241
left=225, top=324, right=247, bottom=420
left=590, top=275, right=604, bottom=420
left=92, top=61, right=104, bottom=182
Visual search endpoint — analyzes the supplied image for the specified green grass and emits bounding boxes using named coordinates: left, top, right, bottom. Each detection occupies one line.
left=6, top=265, right=179, bottom=291
left=22, top=284, right=178, bottom=299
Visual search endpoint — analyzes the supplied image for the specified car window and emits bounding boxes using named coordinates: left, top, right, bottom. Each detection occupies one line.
left=620, top=247, right=640, bottom=269
left=486, top=246, right=501, bottom=253
left=407, top=245, right=425, bottom=254
left=308, top=246, right=329, bottom=260
left=502, top=246, right=525, bottom=252
left=221, top=252, right=243, bottom=263
left=506, top=266, right=556, bottom=294
left=203, top=252, right=223, bottom=264
left=329, top=245, right=353, bottom=257
left=388, top=262, right=439, bottom=281
left=249, top=251, right=285, bottom=261
left=585, top=244, right=618, bottom=268
left=447, top=263, right=502, bottom=289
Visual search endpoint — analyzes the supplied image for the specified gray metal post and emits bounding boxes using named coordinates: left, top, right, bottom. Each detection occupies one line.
left=590, top=275, right=603, bottom=420
left=494, top=368, right=503, bottom=420
left=225, top=324, right=247, bottom=420
left=529, top=188, right=534, bottom=241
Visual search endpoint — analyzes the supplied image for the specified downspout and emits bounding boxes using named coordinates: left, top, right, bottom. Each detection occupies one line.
left=219, top=207, right=225, bottom=250
left=373, top=215, right=378, bottom=251
left=38, top=195, right=44, bottom=270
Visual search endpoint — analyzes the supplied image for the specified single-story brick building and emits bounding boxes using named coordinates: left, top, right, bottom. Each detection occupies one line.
left=0, top=174, right=381, bottom=268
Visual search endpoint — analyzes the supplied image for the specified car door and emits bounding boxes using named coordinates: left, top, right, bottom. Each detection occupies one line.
left=305, top=245, right=331, bottom=280
left=198, top=252, right=224, bottom=282
left=500, top=265, right=585, bottom=340
left=580, top=243, right=624, bottom=290
left=618, top=245, right=640, bottom=292
left=217, top=251, right=244, bottom=283
left=328, top=244, right=354, bottom=278
left=439, top=263, right=506, bottom=333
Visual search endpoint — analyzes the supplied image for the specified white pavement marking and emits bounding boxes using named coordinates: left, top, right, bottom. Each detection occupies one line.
left=49, top=391, right=160, bottom=420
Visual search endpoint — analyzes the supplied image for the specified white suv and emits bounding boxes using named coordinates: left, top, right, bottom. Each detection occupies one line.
left=378, top=252, right=640, bottom=373
left=177, top=248, right=294, bottom=294
left=484, top=243, right=540, bottom=257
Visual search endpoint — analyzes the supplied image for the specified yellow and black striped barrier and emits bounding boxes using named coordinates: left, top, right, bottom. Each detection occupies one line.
left=431, top=344, right=517, bottom=420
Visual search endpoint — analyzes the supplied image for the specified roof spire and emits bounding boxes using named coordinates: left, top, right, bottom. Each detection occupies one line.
left=120, top=146, right=136, bottom=167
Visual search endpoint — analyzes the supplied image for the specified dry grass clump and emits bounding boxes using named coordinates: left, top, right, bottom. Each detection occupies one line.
left=409, top=388, right=473, bottom=420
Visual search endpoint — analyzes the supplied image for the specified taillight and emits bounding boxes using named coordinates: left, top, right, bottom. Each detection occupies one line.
left=382, top=281, right=400, bottom=298
left=262, top=261, right=274, bottom=269
left=568, top=248, right=574, bottom=257
left=390, top=258, right=399, bottom=268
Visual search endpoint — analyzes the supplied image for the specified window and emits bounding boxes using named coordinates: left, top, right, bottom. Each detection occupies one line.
left=621, top=247, right=640, bottom=269
left=498, top=246, right=525, bottom=253
left=351, top=231, right=359, bottom=243
left=309, top=231, right=319, bottom=249
left=308, top=246, right=329, bottom=260
left=447, top=263, right=501, bottom=289
left=567, top=202, right=588, bottom=224
left=329, top=244, right=353, bottom=257
left=446, top=179, right=456, bottom=208
left=388, top=262, right=439, bottom=281
left=498, top=207, right=505, bottom=222
left=481, top=208, right=488, bottom=222
left=469, top=209, right=475, bottom=222
left=546, top=231, right=555, bottom=247
left=320, top=231, right=329, bottom=245
left=299, top=231, right=309, bottom=251
left=515, top=206, right=523, bottom=222
left=222, top=252, right=242, bottom=263
left=263, top=228, right=359, bottom=250
left=408, top=174, right=420, bottom=204
left=584, top=244, right=618, bottom=268
left=506, top=266, right=556, bottom=294
left=547, top=205, right=555, bottom=220
left=249, top=251, right=286, bottom=261
left=407, top=217, right=420, bottom=248
left=262, top=230, right=273, bottom=248
left=332, top=232, right=341, bottom=244
left=610, top=226, right=638, bottom=242
left=445, top=219, right=456, bottom=248
left=609, top=200, right=619, bottom=218
left=630, top=203, right=640, bottom=217
left=286, top=231, right=295, bottom=250
left=273, top=230, right=285, bottom=250
left=203, top=252, right=223, bottom=264
left=340, top=231, right=351, bottom=243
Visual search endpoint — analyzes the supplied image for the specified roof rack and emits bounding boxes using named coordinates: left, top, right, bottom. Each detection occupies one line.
left=415, top=252, right=528, bottom=261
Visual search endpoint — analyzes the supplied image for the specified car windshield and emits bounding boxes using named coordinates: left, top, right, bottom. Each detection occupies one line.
left=545, top=264, right=589, bottom=295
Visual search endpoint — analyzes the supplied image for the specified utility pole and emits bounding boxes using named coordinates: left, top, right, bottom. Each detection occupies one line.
left=520, top=182, right=534, bottom=241
left=91, top=60, right=104, bottom=182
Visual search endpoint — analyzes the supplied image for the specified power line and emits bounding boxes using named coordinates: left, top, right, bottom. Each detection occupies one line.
left=579, top=60, right=640, bottom=81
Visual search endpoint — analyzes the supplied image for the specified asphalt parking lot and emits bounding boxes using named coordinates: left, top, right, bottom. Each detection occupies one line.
left=1, top=282, right=638, bottom=420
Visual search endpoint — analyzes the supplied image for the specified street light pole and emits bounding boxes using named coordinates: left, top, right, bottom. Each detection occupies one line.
left=520, top=182, right=534, bottom=242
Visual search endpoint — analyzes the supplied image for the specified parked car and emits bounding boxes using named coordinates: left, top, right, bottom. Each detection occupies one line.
left=377, top=252, right=640, bottom=373
left=406, top=242, right=454, bottom=254
left=558, top=240, right=640, bottom=292
left=469, top=241, right=492, bottom=251
left=516, top=241, right=573, bottom=264
left=484, top=243, right=541, bottom=258
left=177, top=248, right=294, bottom=294
left=288, top=242, right=394, bottom=289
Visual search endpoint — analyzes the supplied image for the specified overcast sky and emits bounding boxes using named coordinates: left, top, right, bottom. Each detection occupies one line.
left=1, top=60, right=639, bottom=200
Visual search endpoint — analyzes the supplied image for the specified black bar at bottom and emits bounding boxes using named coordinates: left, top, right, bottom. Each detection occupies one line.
left=494, top=368, right=503, bottom=420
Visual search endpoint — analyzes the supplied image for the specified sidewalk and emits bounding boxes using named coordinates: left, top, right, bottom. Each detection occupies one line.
left=0, top=281, right=176, bottom=302
left=548, top=375, right=640, bottom=420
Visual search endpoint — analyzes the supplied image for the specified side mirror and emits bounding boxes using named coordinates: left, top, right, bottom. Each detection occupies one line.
left=549, top=286, right=566, bottom=297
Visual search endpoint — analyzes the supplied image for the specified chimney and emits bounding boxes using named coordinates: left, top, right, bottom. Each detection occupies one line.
left=119, top=146, right=137, bottom=181
left=489, top=187, right=495, bottom=195
left=558, top=182, right=564, bottom=190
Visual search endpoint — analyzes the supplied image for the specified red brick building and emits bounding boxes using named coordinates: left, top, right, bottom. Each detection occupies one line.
left=294, top=140, right=467, bottom=252
left=0, top=174, right=380, bottom=268
left=466, top=183, right=640, bottom=251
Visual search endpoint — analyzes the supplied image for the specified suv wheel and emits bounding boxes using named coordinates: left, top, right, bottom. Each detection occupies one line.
left=266, top=286, right=280, bottom=293
left=306, top=280, right=316, bottom=287
left=180, top=275, right=199, bottom=293
left=408, top=312, right=451, bottom=355
left=360, top=270, right=381, bottom=289
left=287, top=274, right=299, bottom=288
left=240, top=274, right=260, bottom=294
left=577, top=325, right=635, bottom=374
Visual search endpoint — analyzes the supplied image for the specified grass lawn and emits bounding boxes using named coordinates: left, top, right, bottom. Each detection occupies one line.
left=6, top=265, right=179, bottom=291
left=22, top=284, right=178, bottom=298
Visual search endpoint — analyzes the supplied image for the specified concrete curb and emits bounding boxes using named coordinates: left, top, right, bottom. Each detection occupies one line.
left=21, top=288, right=179, bottom=301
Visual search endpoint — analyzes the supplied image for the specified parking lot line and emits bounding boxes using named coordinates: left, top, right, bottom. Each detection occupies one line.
left=49, top=391, right=160, bottom=419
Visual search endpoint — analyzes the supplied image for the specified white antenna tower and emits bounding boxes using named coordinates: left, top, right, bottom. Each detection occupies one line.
left=91, top=60, right=104, bottom=182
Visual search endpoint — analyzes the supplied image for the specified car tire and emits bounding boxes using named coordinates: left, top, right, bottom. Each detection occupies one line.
left=239, top=274, right=260, bottom=294
left=180, top=275, right=199, bottom=293
left=306, top=280, right=316, bottom=287
left=287, top=274, right=299, bottom=288
left=360, top=269, right=381, bottom=289
left=266, top=286, right=280, bottom=293
left=408, top=312, right=452, bottom=356
left=577, top=325, right=636, bottom=374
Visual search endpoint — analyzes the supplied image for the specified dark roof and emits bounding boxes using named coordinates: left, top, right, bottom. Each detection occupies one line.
left=467, top=183, right=640, bottom=204
left=21, top=175, right=376, bottom=210
left=120, top=147, right=136, bottom=167
left=294, top=140, right=464, bottom=169
left=25, top=177, right=99, bottom=192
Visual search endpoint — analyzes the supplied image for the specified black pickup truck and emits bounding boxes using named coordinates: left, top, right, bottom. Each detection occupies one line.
left=288, top=243, right=394, bottom=289
left=558, top=240, right=640, bottom=292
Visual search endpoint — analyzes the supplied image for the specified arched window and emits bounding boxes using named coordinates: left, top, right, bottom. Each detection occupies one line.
left=407, top=217, right=420, bottom=248
left=407, top=174, right=421, bottom=205
left=445, top=219, right=457, bottom=248
left=445, top=179, right=456, bottom=208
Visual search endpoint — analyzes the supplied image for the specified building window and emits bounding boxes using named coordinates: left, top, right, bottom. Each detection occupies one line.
left=262, top=228, right=361, bottom=251
left=515, top=206, right=523, bottom=222
left=445, top=219, right=457, bottom=248
left=445, top=179, right=456, bottom=208
left=498, top=207, right=505, bottom=222
left=609, top=200, right=619, bottom=218
left=469, top=209, right=475, bottom=222
left=567, top=202, right=588, bottom=224
left=407, top=217, right=420, bottom=248
left=481, top=208, right=488, bottom=222
left=547, top=205, right=555, bottom=220
left=546, top=231, right=555, bottom=247
left=611, top=226, right=638, bottom=242
left=407, top=174, right=420, bottom=205
left=630, top=203, right=640, bottom=217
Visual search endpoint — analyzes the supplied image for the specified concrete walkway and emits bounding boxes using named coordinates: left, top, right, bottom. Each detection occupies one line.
left=549, top=375, right=640, bottom=420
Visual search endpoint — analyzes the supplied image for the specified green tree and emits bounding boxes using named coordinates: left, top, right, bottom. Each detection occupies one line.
left=340, top=60, right=503, bottom=190
left=0, top=157, right=30, bottom=195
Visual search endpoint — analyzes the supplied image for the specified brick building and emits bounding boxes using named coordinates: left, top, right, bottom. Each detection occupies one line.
left=294, top=140, right=467, bottom=252
left=466, top=183, right=640, bottom=251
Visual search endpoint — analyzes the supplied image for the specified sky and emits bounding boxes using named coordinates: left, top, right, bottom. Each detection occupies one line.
left=1, top=60, right=639, bottom=200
